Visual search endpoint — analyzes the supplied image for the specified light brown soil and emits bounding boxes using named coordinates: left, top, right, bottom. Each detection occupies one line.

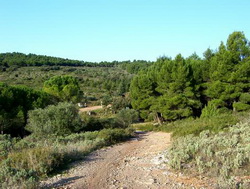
left=79, top=106, right=103, bottom=112
left=40, top=132, right=214, bottom=189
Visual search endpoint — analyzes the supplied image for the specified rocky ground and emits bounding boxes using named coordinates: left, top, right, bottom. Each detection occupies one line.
left=40, top=132, right=214, bottom=189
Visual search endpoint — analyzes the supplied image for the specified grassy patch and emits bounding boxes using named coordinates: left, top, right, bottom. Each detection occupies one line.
left=132, top=122, right=155, bottom=131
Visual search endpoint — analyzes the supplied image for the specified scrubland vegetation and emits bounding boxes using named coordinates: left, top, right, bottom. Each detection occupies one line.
left=1, top=31, right=250, bottom=188
left=169, top=119, right=250, bottom=188
left=0, top=128, right=133, bottom=188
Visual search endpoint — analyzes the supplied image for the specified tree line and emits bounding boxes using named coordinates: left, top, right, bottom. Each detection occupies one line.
left=130, top=31, right=250, bottom=122
left=0, top=52, right=152, bottom=70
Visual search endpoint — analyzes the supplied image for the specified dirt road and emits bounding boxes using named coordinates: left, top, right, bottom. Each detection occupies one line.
left=79, top=106, right=103, bottom=112
left=41, top=132, right=212, bottom=189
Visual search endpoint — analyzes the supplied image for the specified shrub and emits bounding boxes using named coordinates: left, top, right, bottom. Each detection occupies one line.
left=239, top=93, right=250, bottom=104
left=233, top=102, right=250, bottom=112
left=7, top=147, right=63, bottom=176
left=26, top=102, right=83, bottom=136
left=43, top=75, right=81, bottom=102
left=200, top=102, right=220, bottom=118
left=80, top=115, right=104, bottom=131
left=55, top=131, right=99, bottom=144
left=115, top=109, right=139, bottom=128
left=167, top=117, right=250, bottom=186
left=159, top=113, right=239, bottom=137
left=0, top=134, right=15, bottom=162
left=0, top=162, right=38, bottom=189
left=98, top=128, right=133, bottom=145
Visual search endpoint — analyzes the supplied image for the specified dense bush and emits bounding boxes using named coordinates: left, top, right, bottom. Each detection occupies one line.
left=200, top=101, right=220, bottom=118
left=43, top=75, right=81, bottom=102
left=98, top=128, right=133, bottom=144
left=0, top=135, right=15, bottom=161
left=0, top=83, right=54, bottom=136
left=114, top=109, right=139, bottom=128
left=233, top=102, right=250, bottom=112
left=8, top=147, right=63, bottom=176
left=0, top=163, right=38, bottom=189
left=80, top=115, right=106, bottom=131
left=26, top=102, right=82, bottom=136
left=167, top=117, right=250, bottom=187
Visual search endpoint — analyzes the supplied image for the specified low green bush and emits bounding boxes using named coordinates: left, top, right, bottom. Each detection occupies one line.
left=239, top=93, right=250, bottom=104
left=233, top=102, right=250, bottom=112
left=159, top=112, right=239, bottom=137
left=8, top=147, right=63, bottom=176
left=26, top=102, right=82, bottom=136
left=114, top=109, right=139, bottom=128
left=98, top=128, right=133, bottom=145
left=200, top=102, right=220, bottom=118
left=167, top=117, right=250, bottom=187
left=0, top=162, right=38, bottom=189
left=0, top=135, right=15, bottom=162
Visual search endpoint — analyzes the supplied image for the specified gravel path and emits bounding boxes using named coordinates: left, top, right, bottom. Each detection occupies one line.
left=79, top=106, right=103, bottom=112
left=40, top=132, right=213, bottom=189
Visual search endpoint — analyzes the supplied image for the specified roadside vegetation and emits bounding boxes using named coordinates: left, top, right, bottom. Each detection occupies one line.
left=168, top=116, right=250, bottom=188
left=0, top=128, right=133, bottom=188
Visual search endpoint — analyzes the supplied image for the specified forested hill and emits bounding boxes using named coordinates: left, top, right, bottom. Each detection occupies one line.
left=0, top=52, right=152, bottom=70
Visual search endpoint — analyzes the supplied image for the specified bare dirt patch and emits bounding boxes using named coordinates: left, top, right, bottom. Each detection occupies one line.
left=79, top=106, right=103, bottom=112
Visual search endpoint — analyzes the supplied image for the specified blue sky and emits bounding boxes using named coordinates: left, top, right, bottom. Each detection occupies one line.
left=1, top=0, right=250, bottom=62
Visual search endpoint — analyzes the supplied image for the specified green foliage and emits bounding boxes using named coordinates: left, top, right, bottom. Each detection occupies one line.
left=239, top=93, right=250, bottom=104
left=200, top=101, right=220, bottom=118
left=0, top=83, right=53, bottom=136
left=118, top=60, right=153, bottom=74
left=0, top=163, right=38, bottom=189
left=167, top=117, right=250, bottom=186
left=112, top=96, right=131, bottom=112
left=132, top=123, right=155, bottom=131
left=233, top=102, right=250, bottom=112
left=8, top=147, right=63, bottom=176
left=160, top=112, right=239, bottom=137
left=130, top=31, right=250, bottom=122
left=0, top=52, right=116, bottom=67
left=43, top=75, right=81, bottom=102
left=101, top=95, right=112, bottom=106
left=26, top=102, right=82, bottom=136
left=80, top=115, right=106, bottom=131
left=115, top=109, right=139, bottom=128
left=204, top=32, right=250, bottom=111
left=130, top=54, right=201, bottom=121
left=0, top=135, right=15, bottom=161
left=98, top=128, right=133, bottom=145
left=226, top=31, right=250, bottom=61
